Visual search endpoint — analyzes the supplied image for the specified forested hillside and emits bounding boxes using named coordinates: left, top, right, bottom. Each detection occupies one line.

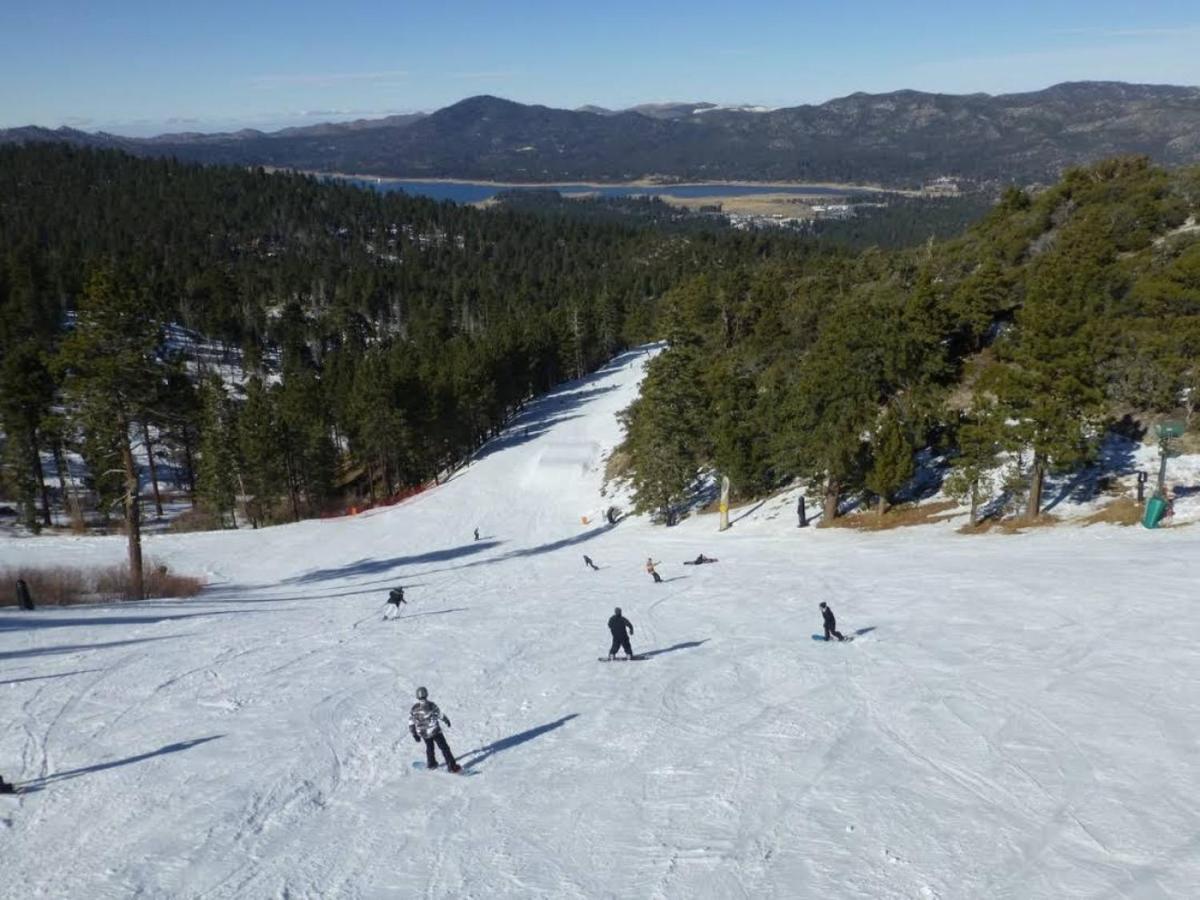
left=0, top=144, right=809, bottom=544
left=621, top=157, right=1200, bottom=525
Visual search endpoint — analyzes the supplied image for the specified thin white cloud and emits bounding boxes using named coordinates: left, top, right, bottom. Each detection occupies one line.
left=1052, top=25, right=1200, bottom=38
left=451, top=70, right=515, bottom=80
left=251, top=70, right=409, bottom=89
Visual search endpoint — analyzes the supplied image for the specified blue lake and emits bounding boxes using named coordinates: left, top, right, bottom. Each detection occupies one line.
left=338, top=177, right=870, bottom=205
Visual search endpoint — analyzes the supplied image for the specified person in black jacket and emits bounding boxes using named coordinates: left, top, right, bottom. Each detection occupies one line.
left=385, top=586, right=406, bottom=618
left=820, top=602, right=845, bottom=642
left=607, top=607, right=634, bottom=659
left=0, top=774, right=14, bottom=794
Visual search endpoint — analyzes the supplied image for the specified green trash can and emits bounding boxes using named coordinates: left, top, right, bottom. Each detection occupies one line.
left=1142, top=496, right=1168, bottom=529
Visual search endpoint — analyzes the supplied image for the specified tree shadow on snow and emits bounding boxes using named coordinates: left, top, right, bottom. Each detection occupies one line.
left=0, top=667, right=104, bottom=686
left=0, top=609, right=271, bottom=631
left=20, top=735, right=224, bottom=790
left=458, top=714, right=579, bottom=771
left=282, top=540, right=504, bottom=585
left=384, top=607, right=468, bottom=623
left=0, top=633, right=186, bottom=662
left=641, top=639, right=708, bottom=658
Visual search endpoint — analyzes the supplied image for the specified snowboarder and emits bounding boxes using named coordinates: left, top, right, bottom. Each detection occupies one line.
left=685, top=553, right=716, bottom=565
left=385, top=586, right=407, bottom=618
left=583, top=555, right=599, bottom=571
left=473, top=527, right=480, bottom=541
left=409, top=687, right=460, bottom=772
left=607, top=607, right=635, bottom=660
left=645, top=557, right=662, bottom=583
left=820, top=602, right=845, bottom=642
left=0, top=775, right=14, bottom=794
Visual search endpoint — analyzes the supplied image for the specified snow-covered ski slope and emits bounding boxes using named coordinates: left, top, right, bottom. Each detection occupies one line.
left=3, top=348, right=1200, bottom=899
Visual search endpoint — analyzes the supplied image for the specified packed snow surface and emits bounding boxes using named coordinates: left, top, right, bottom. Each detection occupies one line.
left=3, top=349, right=1200, bottom=898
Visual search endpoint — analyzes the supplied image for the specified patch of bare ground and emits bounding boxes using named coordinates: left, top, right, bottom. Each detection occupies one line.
left=959, top=513, right=1061, bottom=534
left=603, top=448, right=632, bottom=485
left=827, top=499, right=960, bottom=531
left=0, top=560, right=205, bottom=607
left=1081, top=497, right=1143, bottom=527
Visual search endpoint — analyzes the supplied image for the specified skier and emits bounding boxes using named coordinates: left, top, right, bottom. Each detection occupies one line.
left=607, top=607, right=635, bottom=660
left=645, top=557, right=662, bottom=583
left=385, top=586, right=407, bottom=618
left=473, top=527, right=480, bottom=541
left=820, top=602, right=845, bottom=642
left=409, top=687, right=460, bottom=772
left=0, top=775, right=14, bottom=794
left=583, top=555, right=599, bottom=571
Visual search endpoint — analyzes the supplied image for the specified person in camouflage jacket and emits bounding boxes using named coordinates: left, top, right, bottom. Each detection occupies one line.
left=409, top=687, right=460, bottom=772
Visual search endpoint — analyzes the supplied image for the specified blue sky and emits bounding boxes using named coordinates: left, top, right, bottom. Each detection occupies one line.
left=2, top=1, right=1198, bottom=135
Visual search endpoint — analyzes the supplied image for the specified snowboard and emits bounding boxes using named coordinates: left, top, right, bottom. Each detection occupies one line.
left=598, top=655, right=648, bottom=661
left=412, top=761, right=466, bottom=774
left=810, top=634, right=855, bottom=643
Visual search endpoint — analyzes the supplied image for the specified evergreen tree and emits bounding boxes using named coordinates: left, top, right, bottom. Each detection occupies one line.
left=238, top=376, right=284, bottom=527
left=197, top=377, right=239, bottom=527
left=56, top=265, right=162, bottom=598
left=621, top=345, right=710, bottom=524
left=865, top=406, right=915, bottom=515
left=944, top=402, right=1005, bottom=527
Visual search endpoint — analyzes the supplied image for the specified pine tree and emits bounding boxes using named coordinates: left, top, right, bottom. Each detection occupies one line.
left=56, top=265, right=162, bottom=599
left=197, top=377, right=239, bottom=527
left=865, top=406, right=915, bottom=515
left=944, top=401, right=1005, bottom=527
left=621, top=346, right=710, bottom=524
left=238, top=376, right=284, bottom=527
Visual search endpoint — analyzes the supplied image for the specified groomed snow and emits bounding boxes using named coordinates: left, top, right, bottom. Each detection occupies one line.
left=2, top=349, right=1199, bottom=898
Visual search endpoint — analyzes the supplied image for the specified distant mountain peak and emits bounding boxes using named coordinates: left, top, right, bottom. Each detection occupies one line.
left=4, top=81, right=1200, bottom=187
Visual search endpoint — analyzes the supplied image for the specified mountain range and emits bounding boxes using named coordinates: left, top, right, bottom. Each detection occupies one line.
left=4, top=82, right=1200, bottom=187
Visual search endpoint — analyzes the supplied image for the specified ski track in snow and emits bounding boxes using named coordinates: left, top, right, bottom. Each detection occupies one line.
left=3, top=347, right=1200, bottom=898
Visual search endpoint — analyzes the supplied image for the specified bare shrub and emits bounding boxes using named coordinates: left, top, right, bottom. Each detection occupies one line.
left=0, top=566, right=88, bottom=606
left=828, top=500, right=960, bottom=531
left=0, top=558, right=204, bottom=606
left=166, top=508, right=223, bottom=533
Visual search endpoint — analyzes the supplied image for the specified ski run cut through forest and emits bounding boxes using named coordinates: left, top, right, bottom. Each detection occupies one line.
left=2, top=350, right=1200, bottom=898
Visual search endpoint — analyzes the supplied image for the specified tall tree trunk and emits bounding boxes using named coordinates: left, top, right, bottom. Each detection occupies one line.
left=141, top=422, right=164, bottom=518
left=969, top=482, right=980, bottom=528
left=53, top=441, right=80, bottom=524
left=878, top=495, right=890, bottom=517
left=119, top=422, right=144, bottom=601
left=285, top=448, right=301, bottom=522
left=1026, top=456, right=1044, bottom=519
left=182, top=439, right=197, bottom=504
left=31, top=432, right=51, bottom=527
left=823, top=477, right=840, bottom=523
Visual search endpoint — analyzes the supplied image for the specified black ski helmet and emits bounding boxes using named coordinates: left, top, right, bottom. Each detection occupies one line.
left=416, top=686, right=428, bottom=700
left=614, top=606, right=622, bottom=616
left=819, top=602, right=827, bottom=609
